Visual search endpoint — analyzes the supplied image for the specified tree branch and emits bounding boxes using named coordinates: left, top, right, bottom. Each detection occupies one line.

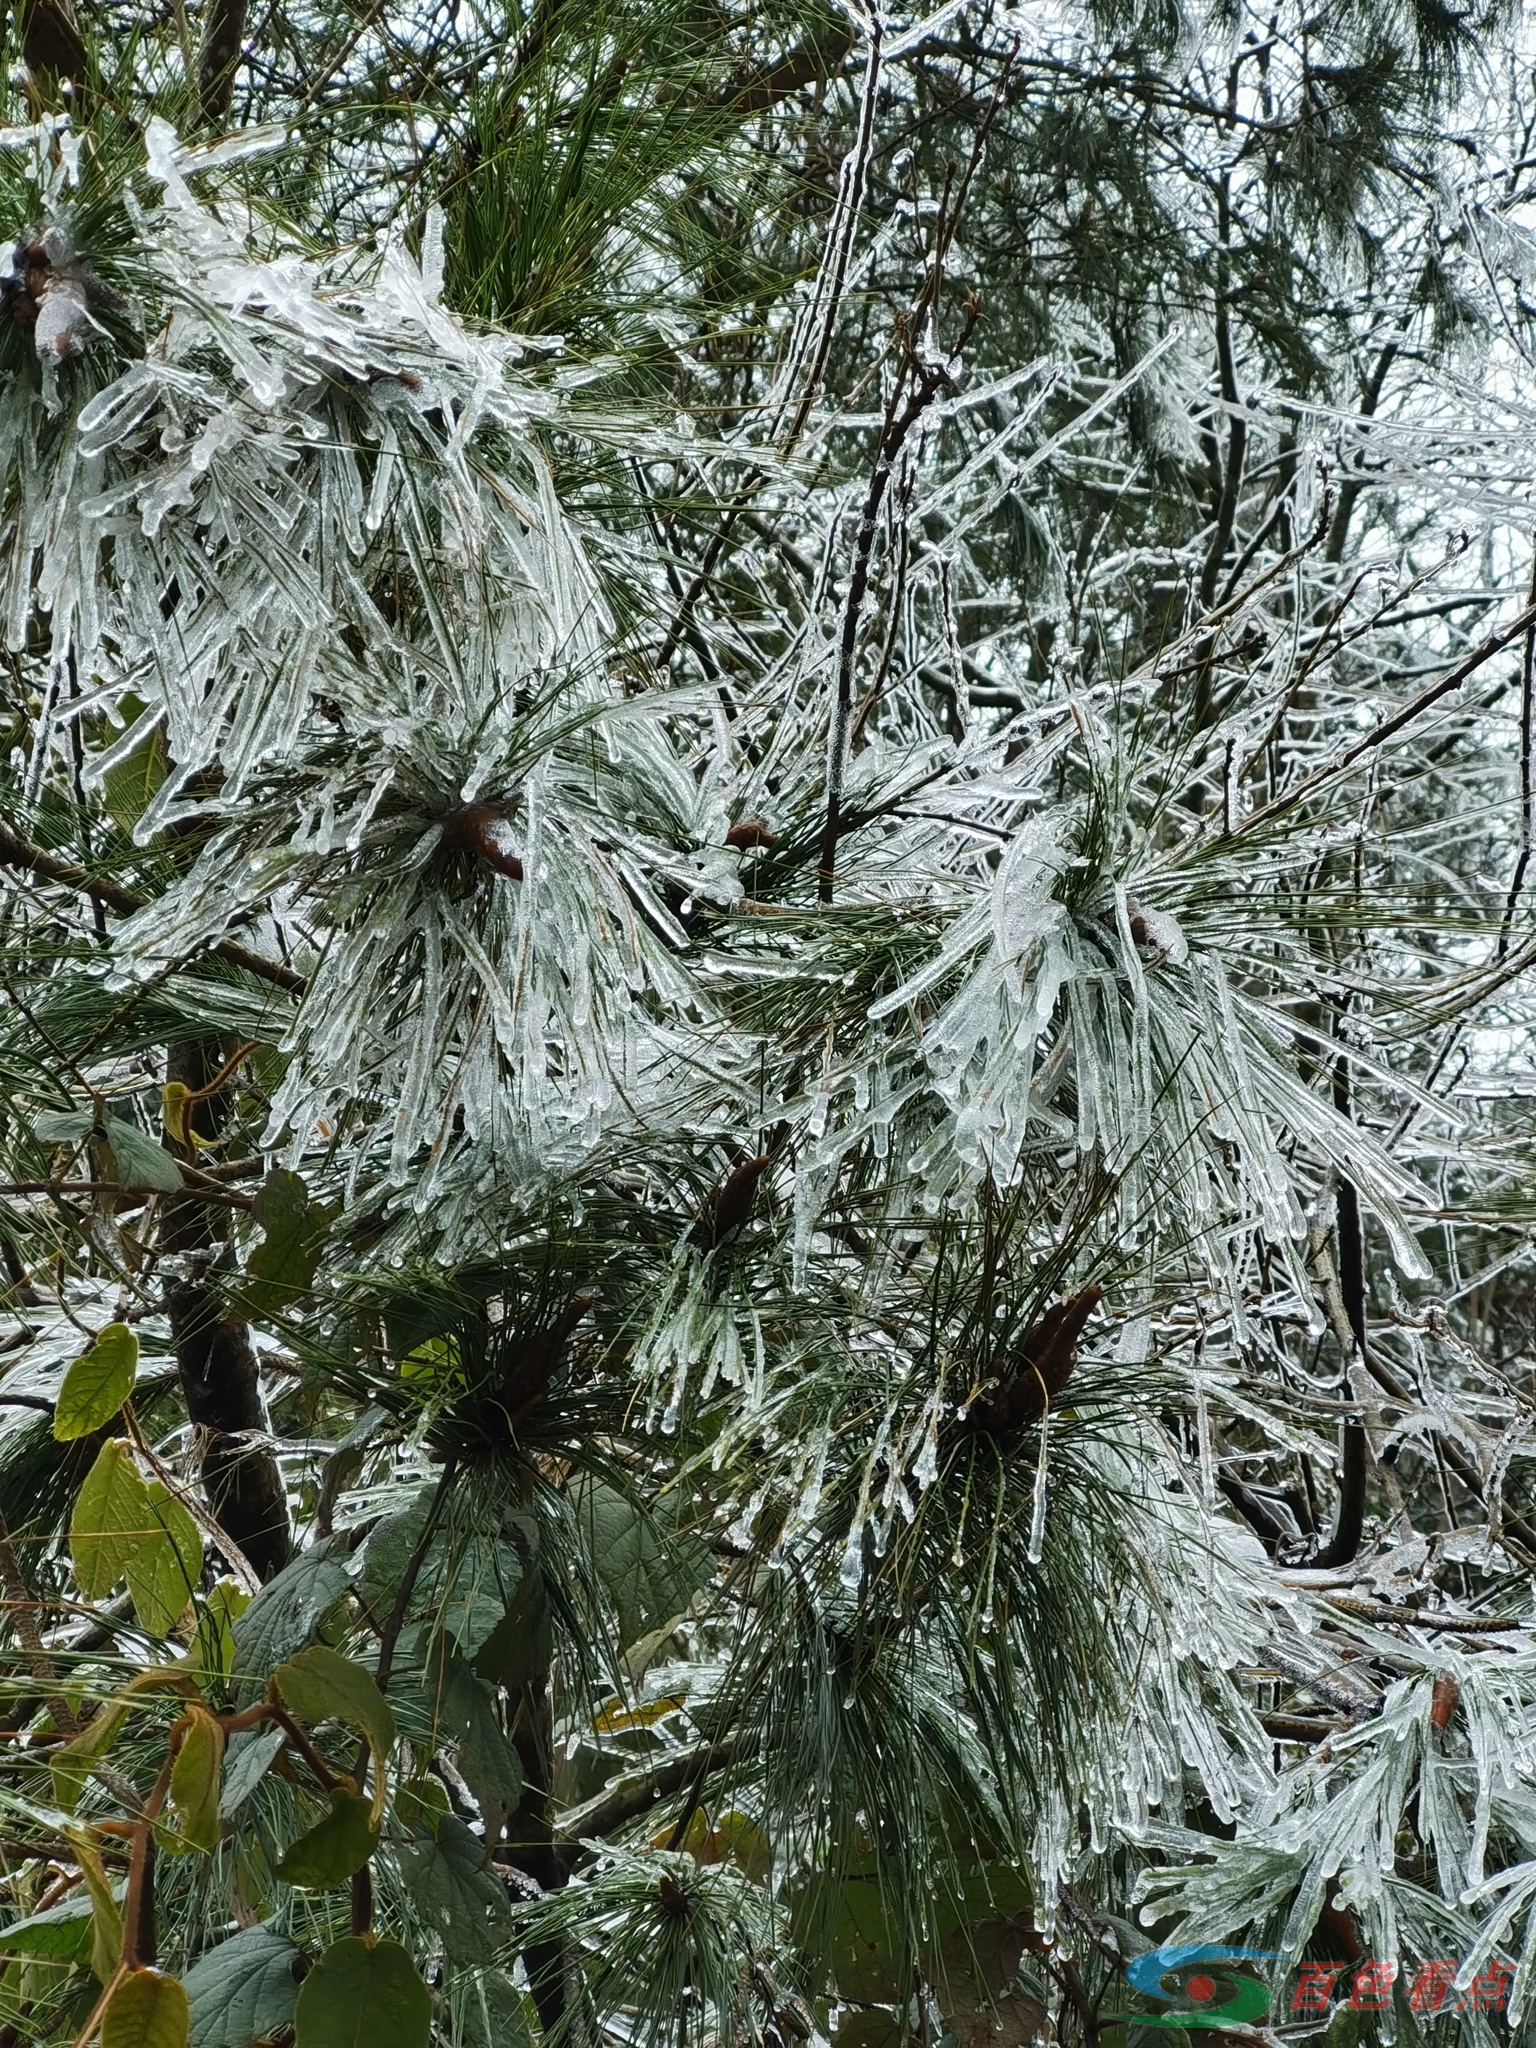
left=0, top=820, right=304, bottom=996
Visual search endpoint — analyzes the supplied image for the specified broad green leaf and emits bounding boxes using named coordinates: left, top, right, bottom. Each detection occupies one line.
left=51, top=1700, right=131, bottom=1815
left=274, top=1645, right=395, bottom=1763
left=168, top=1707, right=225, bottom=1853
left=375, top=1635, right=519, bottom=1820
left=101, top=1116, right=183, bottom=1193
left=0, top=1899, right=94, bottom=1963
left=470, top=1566, right=546, bottom=1685
left=832, top=2015, right=900, bottom=2048
left=184, top=1927, right=306, bottom=2048
left=1324, top=2005, right=1368, bottom=2048
left=274, top=1786, right=379, bottom=1890
left=294, top=1939, right=430, bottom=2048
left=714, top=1810, right=773, bottom=1882
left=934, top=1863, right=1034, bottom=1941
left=792, top=1876, right=902, bottom=2002
left=393, top=1777, right=450, bottom=1836
left=70, top=1832, right=123, bottom=1984
left=231, top=1538, right=352, bottom=1701
left=240, top=1169, right=333, bottom=1320
left=218, top=1725, right=285, bottom=1819
left=103, top=724, right=165, bottom=832
left=931, top=1912, right=1043, bottom=2046
left=360, top=1493, right=521, bottom=1657
left=456, top=1694, right=523, bottom=1821
left=54, top=1324, right=139, bottom=1440
left=70, top=1440, right=152, bottom=1599
left=103, top=1969, right=191, bottom=2048
left=13, top=1954, right=76, bottom=2010
left=54, top=1661, right=207, bottom=1809
left=396, top=1816, right=513, bottom=1964
left=194, top=1580, right=250, bottom=1681
left=126, top=1482, right=203, bottom=1636
left=33, top=1109, right=94, bottom=1144
left=357, top=1493, right=440, bottom=1614
left=429, top=1649, right=522, bottom=1819
left=570, top=1477, right=712, bottom=1650
left=274, top=1646, right=394, bottom=1823
left=450, top=1969, right=531, bottom=2048
left=793, top=1864, right=1037, bottom=2009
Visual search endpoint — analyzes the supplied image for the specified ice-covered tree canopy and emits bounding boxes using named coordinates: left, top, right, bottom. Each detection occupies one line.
left=2, top=2, right=1536, bottom=2045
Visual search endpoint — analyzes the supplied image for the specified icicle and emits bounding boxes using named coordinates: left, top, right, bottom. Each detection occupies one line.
left=1027, top=1411, right=1050, bottom=1564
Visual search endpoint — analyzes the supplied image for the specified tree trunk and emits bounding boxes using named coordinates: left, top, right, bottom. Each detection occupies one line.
left=19, top=0, right=86, bottom=91
left=161, top=1040, right=289, bottom=1582
left=196, top=0, right=246, bottom=124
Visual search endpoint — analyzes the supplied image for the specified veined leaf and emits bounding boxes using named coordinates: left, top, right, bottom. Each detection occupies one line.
left=126, top=1482, right=203, bottom=1636
left=53, top=1661, right=207, bottom=1812
left=240, top=1169, right=334, bottom=1320
left=294, top=1939, right=430, bottom=2048
left=273, top=1645, right=394, bottom=1819
left=392, top=1777, right=450, bottom=1837
left=101, top=1116, right=183, bottom=1193
left=274, top=1786, right=379, bottom=1890
left=571, top=1476, right=712, bottom=1650
left=184, top=1927, right=306, bottom=2048
left=434, top=1649, right=522, bottom=1819
left=396, top=1815, right=513, bottom=1963
left=103, top=722, right=165, bottom=832
left=0, top=1898, right=94, bottom=1964
left=231, top=1538, right=352, bottom=1700
left=274, top=1644, right=395, bottom=1758
left=70, top=1440, right=152, bottom=1599
left=103, top=1969, right=191, bottom=2048
left=66, top=1831, right=122, bottom=1985
left=450, top=1969, right=531, bottom=2048
left=218, top=1726, right=285, bottom=1820
left=55, top=1324, right=140, bottom=1441
left=168, top=1706, right=225, bottom=1854
left=33, top=1110, right=94, bottom=1145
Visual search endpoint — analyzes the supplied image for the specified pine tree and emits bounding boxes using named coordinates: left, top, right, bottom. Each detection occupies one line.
left=2, top=5, right=1536, bottom=2048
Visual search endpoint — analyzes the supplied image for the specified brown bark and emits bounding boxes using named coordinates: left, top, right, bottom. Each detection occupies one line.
left=196, top=0, right=246, bottom=124
left=19, top=0, right=86, bottom=90
left=161, top=1041, right=290, bottom=1582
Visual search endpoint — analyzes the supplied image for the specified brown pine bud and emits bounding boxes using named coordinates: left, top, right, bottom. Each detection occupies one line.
left=688, top=1154, right=770, bottom=1250
left=1430, top=1671, right=1459, bottom=1730
left=439, top=802, right=524, bottom=880
left=492, top=1293, right=595, bottom=1430
left=965, top=1284, right=1103, bottom=1435
left=725, top=818, right=778, bottom=851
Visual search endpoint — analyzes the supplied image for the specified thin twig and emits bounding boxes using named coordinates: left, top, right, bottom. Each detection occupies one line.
left=0, top=1182, right=255, bottom=1210
left=1319, top=1596, right=1525, bottom=1635
left=1233, top=599, right=1536, bottom=838
left=0, top=821, right=304, bottom=995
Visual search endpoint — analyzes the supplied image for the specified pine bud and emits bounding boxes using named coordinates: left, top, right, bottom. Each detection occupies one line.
left=688, top=1154, right=770, bottom=1250
left=963, top=1284, right=1103, bottom=1435
left=484, top=1293, right=595, bottom=1437
left=725, top=818, right=778, bottom=851
left=439, top=802, right=524, bottom=879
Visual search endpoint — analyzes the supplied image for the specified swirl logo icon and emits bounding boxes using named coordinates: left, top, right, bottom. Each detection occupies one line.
left=1124, top=1945, right=1276, bottom=2028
